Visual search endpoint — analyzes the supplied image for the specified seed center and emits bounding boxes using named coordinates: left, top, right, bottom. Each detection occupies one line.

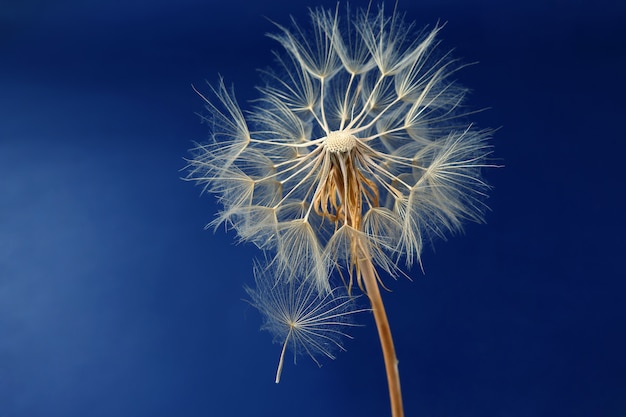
left=325, top=131, right=357, bottom=153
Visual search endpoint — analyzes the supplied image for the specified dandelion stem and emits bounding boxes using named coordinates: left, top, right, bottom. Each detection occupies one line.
left=275, top=329, right=292, bottom=384
left=358, top=249, right=404, bottom=417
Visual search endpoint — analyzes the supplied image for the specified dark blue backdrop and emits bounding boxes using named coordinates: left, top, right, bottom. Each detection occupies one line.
left=1, top=0, right=625, bottom=416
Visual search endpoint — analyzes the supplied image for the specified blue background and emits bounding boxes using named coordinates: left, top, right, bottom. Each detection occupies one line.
left=1, top=0, right=625, bottom=416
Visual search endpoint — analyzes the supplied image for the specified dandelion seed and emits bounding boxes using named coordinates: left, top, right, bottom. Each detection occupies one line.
left=186, top=4, right=495, bottom=417
left=245, top=262, right=365, bottom=383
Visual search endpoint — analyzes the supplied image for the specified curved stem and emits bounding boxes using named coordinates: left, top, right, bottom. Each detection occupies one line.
left=275, top=329, right=292, bottom=384
left=357, top=252, right=404, bottom=417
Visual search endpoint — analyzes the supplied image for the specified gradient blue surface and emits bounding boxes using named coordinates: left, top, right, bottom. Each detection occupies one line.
left=1, top=1, right=625, bottom=416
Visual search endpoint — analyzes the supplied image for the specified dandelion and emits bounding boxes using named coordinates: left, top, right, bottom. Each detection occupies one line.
left=245, top=261, right=365, bottom=383
left=186, top=4, right=494, bottom=417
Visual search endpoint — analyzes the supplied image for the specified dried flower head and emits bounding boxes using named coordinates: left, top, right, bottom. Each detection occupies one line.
left=186, top=4, right=494, bottom=417
left=188, top=5, right=491, bottom=293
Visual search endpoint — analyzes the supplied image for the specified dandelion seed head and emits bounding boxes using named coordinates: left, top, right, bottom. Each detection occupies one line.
left=187, top=4, right=494, bottom=291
